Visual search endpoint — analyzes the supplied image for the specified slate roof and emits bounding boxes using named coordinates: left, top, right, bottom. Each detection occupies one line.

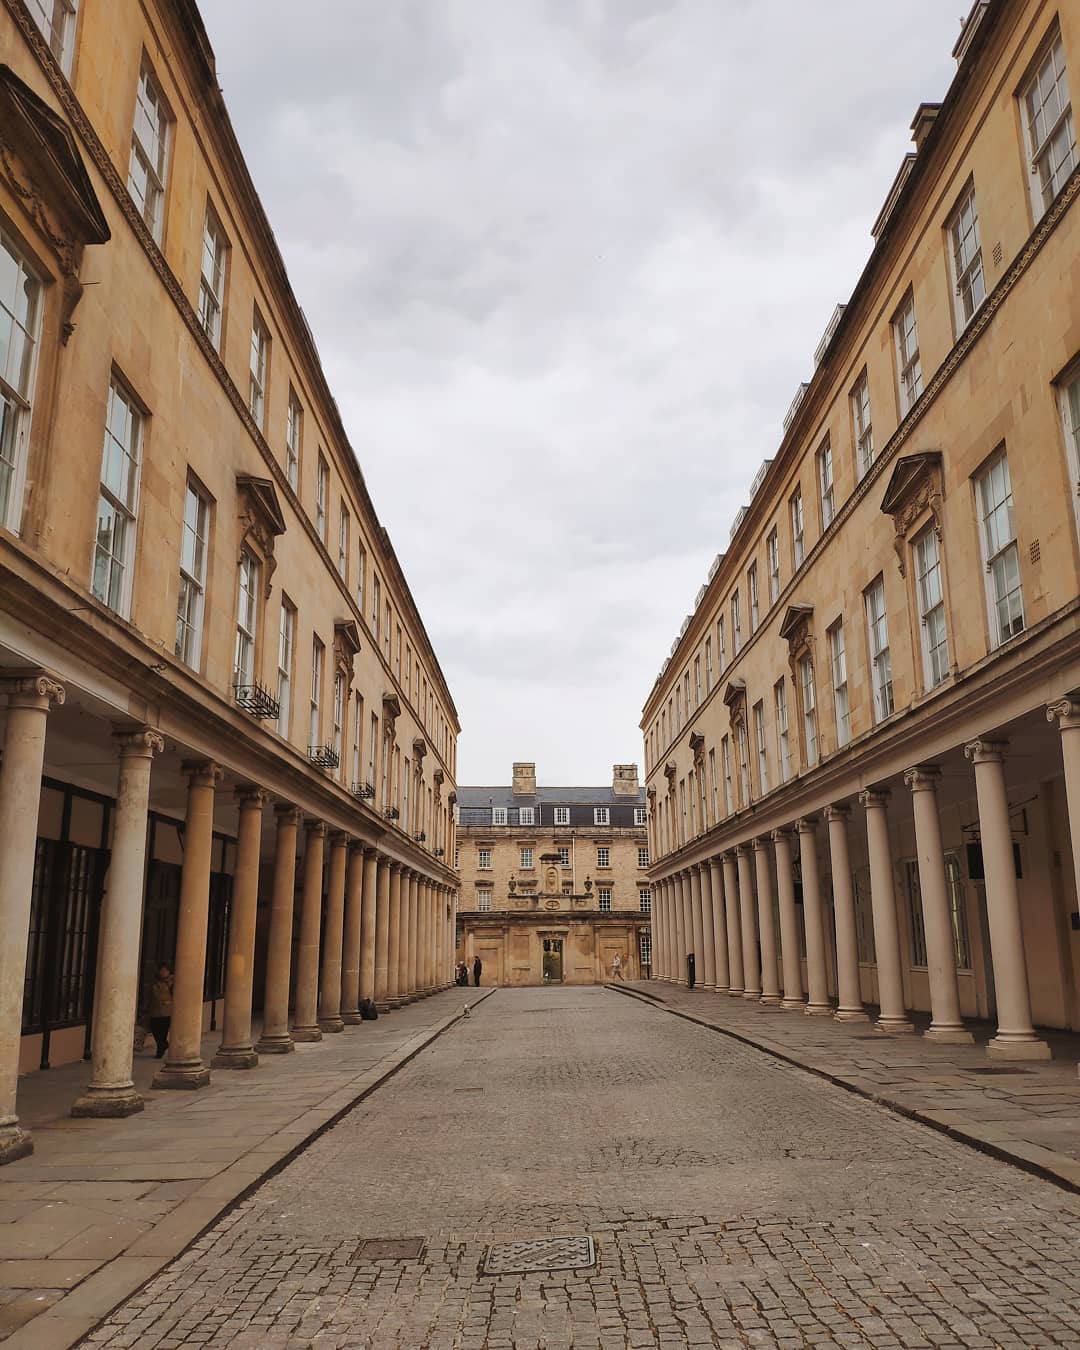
left=457, top=785, right=646, bottom=808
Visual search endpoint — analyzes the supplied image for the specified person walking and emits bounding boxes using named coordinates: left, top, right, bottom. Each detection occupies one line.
left=472, top=954, right=483, bottom=987
left=147, top=962, right=173, bottom=1058
left=611, top=952, right=624, bottom=981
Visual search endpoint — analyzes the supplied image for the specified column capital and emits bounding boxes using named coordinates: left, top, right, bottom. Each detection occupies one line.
left=796, top=815, right=818, bottom=833
left=903, top=764, right=941, bottom=791
left=181, top=759, right=223, bottom=787
left=347, top=838, right=367, bottom=855
left=771, top=826, right=795, bottom=844
left=388, top=859, right=403, bottom=873
left=1047, top=695, right=1080, bottom=730
left=752, top=835, right=771, bottom=853
left=304, top=818, right=328, bottom=839
left=328, top=829, right=349, bottom=848
left=823, top=803, right=850, bottom=822
left=859, top=787, right=890, bottom=809
left=274, top=802, right=301, bottom=823
left=113, top=725, right=164, bottom=758
left=1, top=668, right=65, bottom=710
left=964, top=738, right=1007, bottom=765
left=235, top=784, right=269, bottom=809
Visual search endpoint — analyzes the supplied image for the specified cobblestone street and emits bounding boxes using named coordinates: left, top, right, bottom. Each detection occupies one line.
left=87, top=988, right=1080, bottom=1348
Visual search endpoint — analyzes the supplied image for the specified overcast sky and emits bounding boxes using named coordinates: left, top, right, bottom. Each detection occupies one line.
left=200, top=0, right=962, bottom=787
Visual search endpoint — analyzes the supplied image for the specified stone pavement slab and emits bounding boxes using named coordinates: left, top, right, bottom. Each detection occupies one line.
left=610, top=980, right=1080, bottom=1191
left=0, top=987, right=490, bottom=1349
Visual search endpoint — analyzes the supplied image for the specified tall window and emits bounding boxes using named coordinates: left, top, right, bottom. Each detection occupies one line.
left=558, top=846, right=570, bottom=865
left=748, top=563, right=760, bottom=632
left=92, top=379, right=142, bottom=615
left=790, top=487, right=805, bottom=568
left=477, top=889, right=491, bottom=912
left=893, top=290, right=922, bottom=415
left=678, top=780, right=688, bottom=841
left=277, top=598, right=295, bottom=737
left=1061, top=369, right=1080, bottom=526
left=338, top=503, right=349, bottom=577
left=675, top=686, right=682, bottom=731
left=639, top=888, right=651, bottom=914
left=731, top=589, right=742, bottom=654
left=316, top=454, right=328, bottom=540
left=753, top=700, right=769, bottom=795
left=774, top=678, right=792, bottom=782
left=817, top=440, right=835, bottom=528
left=828, top=620, right=850, bottom=748
left=128, top=59, right=169, bottom=241
left=704, top=637, right=714, bottom=690
left=597, top=846, right=610, bottom=868
left=598, top=888, right=612, bottom=912
left=736, top=721, right=752, bottom=804
left=865, top=576, right=894, bottom=721
left=904, top=860, right=928, bottom=968
left=233, top=549, right=259, bottom=687
left=332, top=673, right=345, bottom=770
left=1021, top=29, right=1076, bottom=218
left=976, top=450, right=1024, bottom=644
left=309, top=638, right=324, bottom=750
left=198, top=208, right=226, bottom=350
left=637, top=845, right=650, bottom=868
left=351, top=692, right=363, bottom=785
left=709, top=747, right=719, bottom=822
left=693, top=656, right=701, bottom=707
left=520, top=847, right=533, bottom=868
left=356, top=543, right=366, bottom=613
left=368, top=711, right=378, bottom=788
left=249, top=310, right=268, bottom=427
left=944, top=853, right=973, bottom=970
left=766, top=527, right=780, bottom=601
left=395, top=626, right=402, bottom=682
left=384, top=601, right=391, bottom=659
left=175, top=481, right=208, bottom=668
left=285, top=389, right=302, bottom=490
left=372, top=575, right=381, bottom=643
left=852, top=370, right=874, bottom=478
left=914, top=528, right=949, bottom=688
left=948, top=183, right=985, bottom=332
left=27, top=0, right=78, bottom=74
left=683, top=670, right=691, bottom=716
left=718, top=616, right=727, bottom=670
left=478, top=849, right=492, bottom=869
left=0, top=234, right=42, bottom=531
left=799, top=657, right=818, bottom=767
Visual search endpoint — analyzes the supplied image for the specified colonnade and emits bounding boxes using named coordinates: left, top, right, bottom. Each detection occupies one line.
left=650, top=716, right=1080, bottom=1063
left=0, top=673, right=457, bottom=1164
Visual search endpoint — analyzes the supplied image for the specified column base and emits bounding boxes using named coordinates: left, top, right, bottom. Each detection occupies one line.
left=834, top=1008, right=870, bottom=1023
left=874, top=1017, right=915, bottom=1034
left=211, top=1046, right=259, bottom=1069
left=759, top=994, right=783, bottom=1007
left=70, top=1084, right=144, bottom=1118
left=152, top=1061, right=210, bottom=1090
left=341, top=1011, right=362, bottom=1026
left=0, top=1124, right=32, bottom=1165
left=987, top=1035, right=1052, bottom=1060
left=290, top=1025, right=323, bottom=1043
left=742, top=990, right=762, bottom=1000
left=804, top=1002, right=834, bottom=1016
left=780, top=997, right=806, bottom=1011
left=255, top=1033, right=294, bottom=1054
left=714, top=985, right=730, bottom=995
left=375, top=1001, right=391, bottom=1013
left=318, top=1017, right=345, bottom=1033
left=727, top=989, right=745, bottom=998
left=924, top=1024, right=975, bottom=1045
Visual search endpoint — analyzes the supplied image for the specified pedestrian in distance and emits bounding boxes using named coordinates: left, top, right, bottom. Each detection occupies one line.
left=473, top=954, right=483, bottom=987
left=147, top=962, right=173, bottom=1058
left=611, top=952, right=624, bottom=981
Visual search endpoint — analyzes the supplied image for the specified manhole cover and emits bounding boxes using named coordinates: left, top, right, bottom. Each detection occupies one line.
left=967, top=1067, right=1031, bottom=1076
left=355, top=1237, right=425, bottom=1261
left=483, top=1235, right=595, bottom=1275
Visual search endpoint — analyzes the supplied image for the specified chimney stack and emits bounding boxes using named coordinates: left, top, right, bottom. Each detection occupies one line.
left=612, top=764, right=639, bottom=797
left=512, top=762, right=536, bottom=796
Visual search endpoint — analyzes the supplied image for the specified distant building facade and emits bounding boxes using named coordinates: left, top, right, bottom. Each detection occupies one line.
left=456, top=763, right=651, bottom=985
left=642, top=0, right=1080, bottom=1056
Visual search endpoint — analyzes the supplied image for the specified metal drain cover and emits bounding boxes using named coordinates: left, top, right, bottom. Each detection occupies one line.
left=483, top=1235, right=595, bottom=1275
left=355, top=1237, right=425, bottom=1261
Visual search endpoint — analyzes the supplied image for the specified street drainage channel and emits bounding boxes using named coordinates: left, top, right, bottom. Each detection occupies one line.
left=350, top=1235, right=598, bottom=1275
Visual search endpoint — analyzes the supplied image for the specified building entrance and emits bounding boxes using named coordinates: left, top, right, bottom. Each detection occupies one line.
left=542, top=938, right=564, bottom=983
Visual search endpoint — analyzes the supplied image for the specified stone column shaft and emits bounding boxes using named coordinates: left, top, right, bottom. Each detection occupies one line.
left=737, top=846, right=761, bottom=999
left=773, top=829, right=804, bottom=1009
left=860, top=790, right=913, bottom=1033
left=154, top=761, right=222, bottom=1087
left=374, top=856, right=391, bottom=1009
left=358, top=849, right=378, bottom=1006
left=753, top=839, right=781, bottom=1005
left=722, top=854, right=744, bottom=995
left=797, top=818, right=832, bottom=1016
left=824, top=805, right=868, bottom=1023
left=318, top=832, right=348, bottom=1032
left=257, top=806, right=300, bottom=1054
left=387, top=864, right=403, bottom=1006
left=689, top=867, right=706, bottom=988
left=341, top=845, right=364, bottom=1023
left=708, top=860, right=730, bottom=992
left=212, top=786, right=267, bottom=1067
left=73, top=727, right=161, bottom=1117
left=406, top=872, right=419, bottom=998
left=291, top=821, right=325, bottom=1042
left=699, top=865, right=717, bottom=989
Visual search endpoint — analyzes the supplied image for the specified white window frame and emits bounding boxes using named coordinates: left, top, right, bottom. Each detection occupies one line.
left=736, top=720, right=752, bottom=805
left=718, top=616, right=727, bottom=671
left=316, top=454, right=328, bottom=541
left=828, top=620, right=851, bottom=748
left=277, top=598, right=295, bottom=737
left=519, top=806, right=536, bottom=826
left=852, top=370, right=874, bottom=479
left=748, top=563, right=760, bottom=632
left=948, top=182, right=986, bottom=334
left=790, top=487, right=804, bottom=568
left=128, top=57, right=169, bottom=242
left=639, top=888, right=652, bottom=914
left=0, top=232, right=42, bottom=533
left=817, top=440, right=835, bottom=529
left=753, top=700, right=769, bottom=795
left=1059, top=367, right=1080, bottom=537
left=309, top=637, right=323, bottom=751
left=705, top=636, right=714, bottom=690
left=1021, top=29, right=1077, bottom=219
left=478, top=848, right=492, bottom=870
left=285, top=389, right=302, bottom=490
left=175, top=480, right=209, bottom=669
left=594, top=807, right=610, bottom=826
left=766, top=527, right=780, bottom=601
left=520, top=847, right=533, bottom=869
left=337, top=502, right=349, bottom=578
left=27, top=0, right=78, bottom=74
left=774, top=677, right=792, bottom=782
left=249, top=309, right=268, bottom=427
left=913, top=527, right=949, bottom=689
left=92, top=377, right=142, bottom=617
left=492, top=807, right=508, bottom=825
left=553, top=807, right=570, bottom=826
left=800, top=656, right=818, bottom=767
left=731, top=589, right=742, bottom=654
left=198, top=207, right=226, bottom=350
left=634, top=807, right=647, bottom=826
left=975, top=449, right=1025, bottom=646
left=597, top=888, right=612, bottom=912
left=477, top=889, right=492, bottom=912
left=558, top=846, right=570, bottom=867
left=893, top=289, right=923, bottom=416
left=233, top=548, right=259, bottom=688
left=865, top=576, right=895, bottom=722
left=721, top=734, right=734, bottom=814
left=637, top=846, right=650, bottom=868
left=597, top=846, right=610, bottom=868
left=351, top=691, right=363, bottom=786
left=332, top=672, right=345, bottom=772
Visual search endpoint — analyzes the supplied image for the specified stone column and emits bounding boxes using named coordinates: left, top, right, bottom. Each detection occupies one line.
left=0, top=672, right=64, bottom=1160
left=663, top=879, right=675, bottom=981
left=708, top=859, right=730, bottom=992
left=905, top=766, right=972, bottom=1043
left=655, top=881, right=668, bottom=979
left=406, top=871, right=419, bottom=999
left=824, top=804, right=868, bottom=1023
left=425, top=881, right=437, bottom=992
left=72, top=726, right=162, bottom=1118
left=211, top=785, right=268, bottom=1068
left=753, top=838, right=781, bottom=1005
left=670, top=874, right=684, bottom=980
left=318, top=832, right=348, bottom=1032
left=722, top=853, right=744, bottom=995
left=397, top=866, right=412, bottom=1001
left=860, top=789, right=913, bottom=1032
left=964, top=740, right=1051, bottom=1059
left=736, top=845, right=760, bottom=999
left=291, top=820, right=326, bottom=1042
left=374, top=854, right=391, bottom=1009
left=256, top=805, right=300, bottom=1054
left=689, top=866, right=706, bottom=988
left=698, top=864, right=717, bottom=990
left=341, top=844, right=365, bottom=1024
left=1048, top=696, right=1080, bottom=920
left=153, top=760, right=222, bottom=1088
left=797, top=817, right=832, bottom=1016
left=773, top=828, right=804, bottom=1009
left=387, top=863, right=404, bottom=1007
left=358, top=848, right=378, bottom=1006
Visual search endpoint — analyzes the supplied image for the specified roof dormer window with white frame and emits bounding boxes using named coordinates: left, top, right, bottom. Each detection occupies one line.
left=553, top=806, right=570, bottom=826
left=594, top=807, right=610, bottom=825
left=1021, top=27, right=1077, bottom=219
left=491, top=807, right=507, bottom=825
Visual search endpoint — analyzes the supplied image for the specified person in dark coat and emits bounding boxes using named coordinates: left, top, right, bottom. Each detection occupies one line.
left=473, top=954, right=482, bottom=987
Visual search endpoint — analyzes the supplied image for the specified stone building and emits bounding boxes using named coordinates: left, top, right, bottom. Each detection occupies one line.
left=0, top=0, right=460, bottom=1164
left=642, top=0, right=1080, bottom=1059
left=456, top=763, right=652, bottom=985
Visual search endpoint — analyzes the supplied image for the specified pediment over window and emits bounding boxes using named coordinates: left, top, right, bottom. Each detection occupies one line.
left=722, top=678, right=746, bottom=710
left=382, top=691, right=402, bottom=722
left=779, top=603, right=814, bottom=643
left=333, top=620, right=361, bottom=680
left=433, top=767, right=444, bottom=787
left=880, top=451, right=944, bottom=575
left=663, top=761, right=677, bottom=783
left=412, top=736, right=427, bottom=759
left=646, top=785, right=656, bottom=802
left=688, top=730, right=705, bottom=760
left=236, top=475, right=286, bottom=597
